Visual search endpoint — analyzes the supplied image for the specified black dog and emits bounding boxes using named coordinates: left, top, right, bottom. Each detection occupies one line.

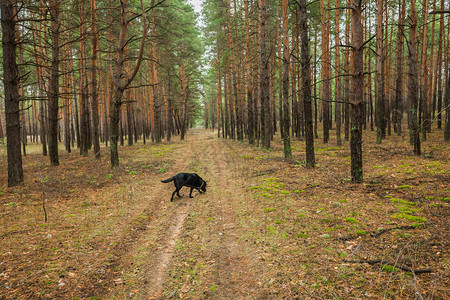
left=161, top=173, right=207, bottom=201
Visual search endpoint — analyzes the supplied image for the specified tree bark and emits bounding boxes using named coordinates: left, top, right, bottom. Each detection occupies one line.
left=166, top=66, right=174, bottom=141
left=407, top=0, right=421, bottom=155
left=13, top=3, right=26, bottom=157
left=344, top=9, right=350, bottom=141
left=62, top=28, right=71, bottom=154
left=1, top=0, right=24, bottom=186
left=427, top=0, right=437, bottom=134
left=90, top=0, right=100, bottom=157
left=224, top=64, right=230, bottom=138
left=179, top=63, right=187, bottom=140
left=33, top=2, right=48, bottom=155
left=79, top=0, right=89, bottom=156
left=244, top=0, right=254, bottom=144
left=298, top=0, right=315, bottom=168
left=48, top=0, right=60, bottom=166
left=320, top=0, right=330, bottom=143
left=444, top=57, right=450, bottom=140
left=151, top=7, right=162, bottom=143
left=334, top=0, right=342, bottom=146
left=216, top=46, right=223, bottom=139
left=259, top=0, right=270, bottom=149
left=110, top=0, right=148, bottom=167
left=231, top=0, right=243, bottom=141
left=419, top=0, right=429, bottom=141
left=394, top=0, right=405, bottom=136
left=126, top=103, right=133, bottom=146
left=375, top=0, right=385, bottom=144
left=281, top=0, right=291, bottom=158
left=350, top=0, right=364, bottom=182
left=277, top=2, right=283, bottom=140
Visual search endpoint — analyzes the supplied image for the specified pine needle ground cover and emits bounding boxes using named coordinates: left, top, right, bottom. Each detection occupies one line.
left=0, top=129, right=448, bottom=299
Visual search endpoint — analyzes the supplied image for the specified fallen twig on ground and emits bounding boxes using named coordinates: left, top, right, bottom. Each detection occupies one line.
left=344, top=259, right=432, bottom=274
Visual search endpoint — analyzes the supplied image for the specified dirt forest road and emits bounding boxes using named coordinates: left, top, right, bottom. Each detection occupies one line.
left=116, top=130, right=265, bottom=299
left=1, top=129, right=448, bottom=299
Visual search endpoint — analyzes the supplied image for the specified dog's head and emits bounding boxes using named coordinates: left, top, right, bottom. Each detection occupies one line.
left=200, top=180, right=207, bottom=192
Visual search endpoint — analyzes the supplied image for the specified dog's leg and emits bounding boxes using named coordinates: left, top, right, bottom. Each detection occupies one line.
left=173, top=180, right=183, bottom=198
left=189, top=187, right=195, bottom=198
left=170, top=190, right=177, bottom=201
left=174, top=180, right=183, bottom=198
left=176, top=187, right=182, bottom=198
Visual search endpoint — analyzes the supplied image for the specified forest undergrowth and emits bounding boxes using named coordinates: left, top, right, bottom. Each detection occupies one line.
left=0, top=128, right=448, bottom=299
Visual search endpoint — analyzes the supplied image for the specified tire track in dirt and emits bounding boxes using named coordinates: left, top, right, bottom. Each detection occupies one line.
left=139, top=132, right=206, bottom=299
left=144, top=200, right=192, bottom=299
left=200, top=137, right=261, bottom=298
left=108, top=131, right=261, bottom=299
left=99, top=134, right=202, bottom=299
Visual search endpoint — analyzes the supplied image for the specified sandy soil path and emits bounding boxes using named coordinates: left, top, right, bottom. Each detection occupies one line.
left=132, top=130, right=260, bottom=299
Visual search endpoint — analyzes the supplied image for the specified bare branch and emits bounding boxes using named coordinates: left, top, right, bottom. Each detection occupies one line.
left=429, top=10, right=450, bottom=14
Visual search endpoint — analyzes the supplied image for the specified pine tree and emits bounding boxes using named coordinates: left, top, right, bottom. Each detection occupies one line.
left=1, top=0, right=24, bottom=186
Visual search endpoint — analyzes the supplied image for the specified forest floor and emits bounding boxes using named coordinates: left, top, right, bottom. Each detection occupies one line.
left=0, top=128, right=449, bottom=299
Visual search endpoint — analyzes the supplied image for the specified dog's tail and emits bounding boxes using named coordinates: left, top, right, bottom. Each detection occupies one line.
left=161, top=176, right=174, bottom=183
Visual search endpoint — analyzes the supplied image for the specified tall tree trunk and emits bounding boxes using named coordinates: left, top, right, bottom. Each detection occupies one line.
left=436, top=0, right=445, bottom=129
left=366, top=14, right=374, bottom=132
left=227, top=67, right=235, bottom=139
left=320, top=0, right=330, bottom=143
left=232, top=0, right=244, bottom=141
left=407, top=0, right=421, bottom=155
left=126, top=103, right=133, bottom=146
left=124, top=63, right=133, bottom=146
left=151, top=6, right=161, bottom=143
left=217, top=46, right=223, bottom=139
left=1, top=0, right=24, bottom=186
left=270, top=40, right=277, bottom=139
left=0, top=111, right=3, bottom=139
left=427, top=0, right=437, bottom=133
left=394, top=0, right=406, bottom=136
left=299, top=0, right=315, bottom=168
left=313, top=31, right=318, bottom=139
left=40, top=95, right=47, bottom=155
left=167, top=70, right=173, bottom=141
left=253, top=18, right=259, bottom=144
left=420, top=0, right=430, bottom=141
left=74, top=87, right=81, bottom=148
left=33, top=3, right=48, bottom=155
left=154, top=70, right=161, bottom=144
left=224, top=66, right=230, bottom=138
left=444, top=61, right=450, bottom=140
left=110, top=0, right=147, bottom=167
left=13, top=3, right=26, bottom=157
left=277, top=1, right=283, bottom=140
left=334, top=0, right=342, bottom=146
left=259, top=0, right=270, bottom=149
left=103, top=61, right=110, bottom=147
left=79, top=0, right=89, bottom=156
left=292, top=13, right=301, bottom=138
left=48, top=0, right=60, bottom=166
left=384, top=0, right=391, bottom=137
left=281, top=0, right=291, bottom=158
left=244, top=0, right=253, bottom=144
left=62, top=31, right=71, bottom=153
left=350, top=0, right=364, bottom=182
left=344, top=9, right=350, bottom=141
left=148, top=58, right=154, bottom=142
left=179, top=63, right=187, bottom=140
left=446, top=10, right=450, bottom=141
left=90, top=0, right=100, bottom=158
left=376, top=0, right=385, bottom=144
